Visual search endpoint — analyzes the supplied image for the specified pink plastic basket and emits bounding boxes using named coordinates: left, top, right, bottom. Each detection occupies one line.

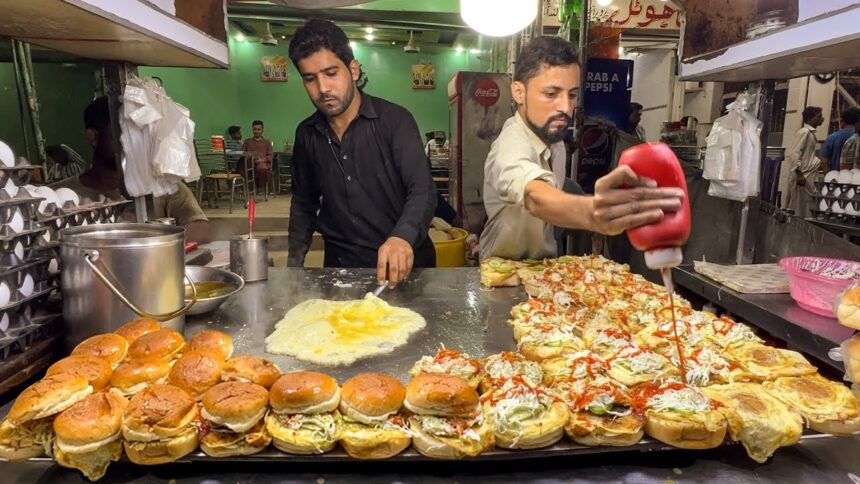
left=778, top=257, right=860, bottom=317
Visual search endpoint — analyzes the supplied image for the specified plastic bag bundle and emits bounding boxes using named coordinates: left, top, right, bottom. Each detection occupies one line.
left=119, top=76, right=200, bottom=198
left=703, top=93, right=763, bottom=201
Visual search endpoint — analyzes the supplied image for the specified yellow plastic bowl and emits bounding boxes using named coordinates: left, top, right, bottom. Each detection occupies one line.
left=433, top=227, right=468, bottom=267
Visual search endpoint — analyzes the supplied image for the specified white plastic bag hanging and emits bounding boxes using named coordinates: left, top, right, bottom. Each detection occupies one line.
left=704, top=93, right=763, bottom=201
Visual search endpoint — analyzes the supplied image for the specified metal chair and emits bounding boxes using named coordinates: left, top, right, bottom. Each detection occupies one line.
left=194, top=139, right=248, bottom=214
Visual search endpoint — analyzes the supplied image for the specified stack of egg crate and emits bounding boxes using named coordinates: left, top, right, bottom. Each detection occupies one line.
left=812, top=169, right=860, bottom=223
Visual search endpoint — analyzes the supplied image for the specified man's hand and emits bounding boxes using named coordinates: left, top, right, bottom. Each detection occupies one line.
left=377, top=237, right=414, bottom=288
left=590, top=165, right=685, bottom=235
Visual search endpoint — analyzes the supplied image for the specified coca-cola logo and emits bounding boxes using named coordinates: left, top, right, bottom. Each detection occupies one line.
left=473, top=79, right=500, bottom=107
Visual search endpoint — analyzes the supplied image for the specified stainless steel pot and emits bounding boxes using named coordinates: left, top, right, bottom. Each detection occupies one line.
left=60, top=223, right=197, bottom=351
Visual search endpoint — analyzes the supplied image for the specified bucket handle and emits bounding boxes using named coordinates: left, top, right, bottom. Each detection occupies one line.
left=83, top=249, right=198, bottom=322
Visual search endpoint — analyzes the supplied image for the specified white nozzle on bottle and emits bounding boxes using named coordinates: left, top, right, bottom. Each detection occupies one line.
left=645, top=247, right=683, bottom=270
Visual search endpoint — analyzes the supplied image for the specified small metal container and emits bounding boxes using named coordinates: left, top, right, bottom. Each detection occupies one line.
left=230, top=235, right=268, bottom=282
left=184, top=266, right=244, bottom=315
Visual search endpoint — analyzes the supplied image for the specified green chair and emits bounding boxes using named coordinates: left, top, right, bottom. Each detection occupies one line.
left=193, top=139, right=248, bottom=214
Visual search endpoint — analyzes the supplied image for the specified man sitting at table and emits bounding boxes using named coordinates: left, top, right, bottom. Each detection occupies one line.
left=242, top=120, right=274, bottom=193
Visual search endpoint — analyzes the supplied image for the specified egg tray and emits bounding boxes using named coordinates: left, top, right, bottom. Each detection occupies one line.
left=0, top=311, right=61, bottom=363
left=0, top=257, right=51, bottom=287
left=810, top=209, right=860, bottom=225
left=35, top=199, right=127, bottom=232
left=0, top=164, right=41, bottom=188
left=0, top=270, right=52, bottom=313
left=814, top=181, right=860, bottom=197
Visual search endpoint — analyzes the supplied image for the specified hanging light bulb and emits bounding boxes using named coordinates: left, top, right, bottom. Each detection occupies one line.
left=461, top=0, right=538, bottom=37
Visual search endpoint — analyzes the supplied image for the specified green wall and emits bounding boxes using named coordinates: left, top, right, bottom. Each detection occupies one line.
left=0, top=62, right=97, bottom=161
left=141, top=39, right=489, bottom=148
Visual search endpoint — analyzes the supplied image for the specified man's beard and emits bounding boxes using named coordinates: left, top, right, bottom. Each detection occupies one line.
left=526, top=111, right=572, bottom=144
left=314, top=83, right=355, bottom=117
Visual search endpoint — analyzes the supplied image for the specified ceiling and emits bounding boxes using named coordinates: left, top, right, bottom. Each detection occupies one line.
left=226, top=0, right=479, bottom=52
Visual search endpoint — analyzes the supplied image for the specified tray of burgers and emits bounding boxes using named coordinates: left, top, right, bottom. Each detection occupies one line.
left=2, top=255, right=860, bottom=481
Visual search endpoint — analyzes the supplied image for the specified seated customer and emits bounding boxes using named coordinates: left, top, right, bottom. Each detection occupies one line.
left=51, top=97, right=211, bottom=243
left=225, top=125, right=243, bottom=151
left=242, top=120, right=274, bottom=193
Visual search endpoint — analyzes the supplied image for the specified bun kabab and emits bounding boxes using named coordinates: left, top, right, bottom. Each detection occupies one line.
left=167, top=349, right=225, bottom=401
left=404, top=373, right=494, bottom=459
left=46, top=355, right=113, bottom=391
left=409, top=347, right=482, bottom=389
left=763, top=374, right=860, bottom=436
left=122, top=384, right=199, bottom=465
left=198, top=382, right=271, bottom=457
left=186, top=330, right=234, bottom=360
left=0, top=373, right=93, bottom=461
left=481, top=377, right=568, bottom=449
left=729, top=343, right=817, bottom=381
left=127, top=328, right=185, bottom=362
left=265, top=371, right=341, bottom=454
left=52, top=391, right=129, bottom=481
left=110, top=357, right=173, bottom=397
left=481, top=351, right=544, bottom=392
left=632, top=381, right=727, bottom=449
left=222, top=355, right=281, bottom=389
left=71, top=333, right=129, bottom=369
left=338, top=372, right=411, bottom=459
left=114, top=318, right=160, bottom=344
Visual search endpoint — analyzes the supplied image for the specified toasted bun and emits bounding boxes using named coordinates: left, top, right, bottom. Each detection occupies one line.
left=644, top=409, right=727, bottom=449
left=409, top=413, right=495, bottom=459
left=9, top=373, right=93, bottom=424
left=114, top=318, right=160, bottom=343
left=265, top=412, right=340, bottom=454
left=71, top=334, right=129, bottom=369
left=270, top=371, right=340, bottom=414
left=810, top=413, right=860, bottom=436
left=46, top=356, right=113, bottom=391
left=53, top=391, right=128, bottom=448
left=123, top=426, right=198, bottom=465
left=565, top=412, right=646, bottom=447
left=340, top=373, right=405, bottom=424
left=490, top=401, right=568, bottom=449
left=122, top=384, right=197, bottom=441
left=222, top=355, right=281, bottom=389
left=187, top=330, right=233, bottom=360
left=200, top=423, right=271, bottom=457
left=838, top=286, right=860, bottom=330
left=127, top=328, right=185, bottom=361
left=54, top=439, right=123, bottom=481
left=0, top=442, right=46, bottom=461
left=404, top=374, right=479, bottom=418
left=110, top=357, right=173, bottom=395
left=339, top=421, right=410, bottom=459
left=167, top=350, right=225, bottom=400
left=842, top=336, right=860, bottom=383
left=201, top=382, right=269, bottom=433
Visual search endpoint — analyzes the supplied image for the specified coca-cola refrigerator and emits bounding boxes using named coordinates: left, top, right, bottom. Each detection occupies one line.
left=448, top=71, right=512, bottom=234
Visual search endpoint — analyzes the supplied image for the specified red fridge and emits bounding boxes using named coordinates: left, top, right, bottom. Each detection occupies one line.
left=447, top=71, right=513, bottom=234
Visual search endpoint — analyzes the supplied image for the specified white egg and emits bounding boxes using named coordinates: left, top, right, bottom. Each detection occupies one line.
left=54, top=188, right=80, bottom=208
left=0, top=313, right=9, bottom=332
left=821, top=185, right=830, bottom=196
left=8, top=210, right=23, bottom=233
left=853, top=168, right=860, bottom=175
left=847, top=203, right=860, bottom=216
left=0, top=282, right=10, bottom=307
left=48, top=259, right=59, bottom=275
left=14, top=242, right=24, bottom=260
left=833, top=187, right=842, bottom=198
left=820, top=199, right=829, bottom=212
left=825, top=170, right=840, bottom=183
left=848, top=188, right=857, bottom=199
left=33, top=186, right=59, bottom=215
left=839, top=170, right=854, bottom=184
left=852, top=172, right=860, bottom=185
left=19, top=274, right=34, bottom=297
left=0, top=141, right=14, bottom=168
left=42, top=230, right=51, bottom=243
left=833, top=202, right=846, bottom=214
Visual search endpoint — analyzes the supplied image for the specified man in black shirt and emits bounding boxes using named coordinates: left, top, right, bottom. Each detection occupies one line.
left=286, top=19, right=436, bottom=288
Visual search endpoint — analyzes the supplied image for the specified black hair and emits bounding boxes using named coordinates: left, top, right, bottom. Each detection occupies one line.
left=227, top=125, right=241, bottom=135
left=84, top=96, right=110, bottom=132
left=45, top=145, right=69, bottom=165
left=288, top=19, right=355, bottom=71
left=252, top=120, right=264, bottom=128
left=842, top=107, right=860, bottom=126
left=514, top=36, right=579, bottom=84
left=629, top=102, right=643, bottom=113
left=802, top=106, right=822, bottom=123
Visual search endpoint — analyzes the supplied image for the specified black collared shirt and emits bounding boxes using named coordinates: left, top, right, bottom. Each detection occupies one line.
left=287, top=93, right=437, bottom=268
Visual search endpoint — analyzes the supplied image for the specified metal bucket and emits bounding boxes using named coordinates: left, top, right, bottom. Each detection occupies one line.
left=60, top=223, right=197, bottom=351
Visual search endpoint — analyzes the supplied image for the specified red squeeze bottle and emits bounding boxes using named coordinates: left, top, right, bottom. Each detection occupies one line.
left=618, top=142, right=691, bottom=270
